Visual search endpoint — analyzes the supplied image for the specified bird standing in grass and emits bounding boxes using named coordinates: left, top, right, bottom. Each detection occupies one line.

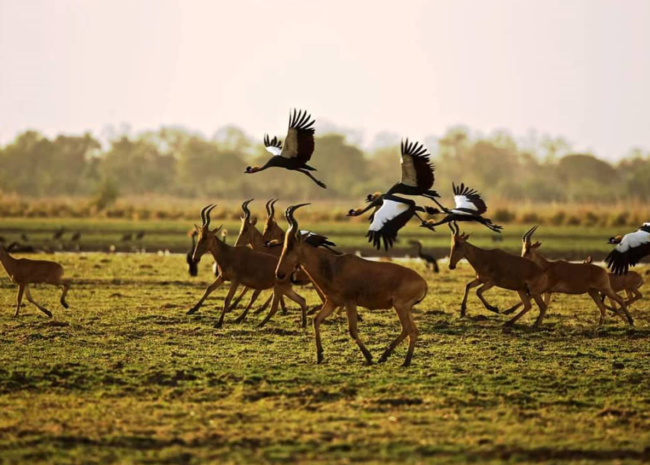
left=421, top=183, right=502, bottom=233
left=605, top=223, right=650, bottom=275
left=245, top=109, right=326, bottom=188
left=409, top=240, right=439, bottom=273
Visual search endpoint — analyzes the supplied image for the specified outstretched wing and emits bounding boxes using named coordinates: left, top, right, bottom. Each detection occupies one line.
left=400, top=139, right=434, bottom=190
left=264, top=134, right=283, bottom=156
left=605, top=229, right=650, bottom=275
left=281, top=109, right=315, bottom=163
left=366, top=197, right=415, bottom=251
left=452, top=183, right=487, bottom=216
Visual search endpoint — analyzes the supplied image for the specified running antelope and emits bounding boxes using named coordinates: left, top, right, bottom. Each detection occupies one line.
left=276, top=204, right=427, bottom=367
left=521, top=226, right=633, bottom=326
left=446, top=222, right=549, bottom=327
left=0, top=245, right=71, bottom=318
left=187, top=204, right=307, bottom=328
left=584, top=256, right=644, bottom=310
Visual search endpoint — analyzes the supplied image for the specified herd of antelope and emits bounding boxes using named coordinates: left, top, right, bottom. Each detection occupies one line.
left=2, top=108, right=649, bottom=366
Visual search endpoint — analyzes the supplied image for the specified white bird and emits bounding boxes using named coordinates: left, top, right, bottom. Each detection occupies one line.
left=605, top=223, right=650, bottom=275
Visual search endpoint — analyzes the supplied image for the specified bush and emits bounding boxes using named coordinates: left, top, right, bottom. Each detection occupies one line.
left=550, top=211, right=567, bottom=226
left=493, top=208, right=516, bottom=223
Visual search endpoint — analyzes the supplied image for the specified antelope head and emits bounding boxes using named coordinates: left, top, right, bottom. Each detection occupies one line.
left=276, top=203, right=310, bottom=282
left=192, top=204, right=222, bottom=262
left=449, top=222, right=471, bottom=270
left=521, top=225, right=542, bottom=259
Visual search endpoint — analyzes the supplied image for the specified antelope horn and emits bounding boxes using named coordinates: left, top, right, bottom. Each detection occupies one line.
left=265, top=199, right=274, bottom=217
left=200, top=204, right=213, bottom=226
left=270, top=199, right=279, bottom=217
left=242, top=199, right=254, bottom=221
left=286, top=203, right=310, bottom=237
left=205, top=204, right=217, bottom=228
left=522, top=225, right=539, bottom=243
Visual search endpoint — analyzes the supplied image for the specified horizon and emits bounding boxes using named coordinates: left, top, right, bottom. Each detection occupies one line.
left=1, top=0, right=650, bottom=161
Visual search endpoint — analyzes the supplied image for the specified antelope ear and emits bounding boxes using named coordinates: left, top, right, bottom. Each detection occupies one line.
left=212, top=225, right=223, bottom=236
left=533, top=241, right=542, bottom=248
left=251, top=217, right=258, bottom=226
left=194, top=224, right=200, bottom=232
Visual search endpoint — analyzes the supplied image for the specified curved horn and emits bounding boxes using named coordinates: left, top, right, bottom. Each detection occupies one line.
left=200, top=204, right=213, bottom=226
left=286, top=203, right=310, bottom=236
left=242, top=199, right=254, bottom=221
left=522, top=225, right=539, bottom=243
left=205, top=204, right=217, bottom=228
left=265, top=199, right=274, bottom=217
left=270, top=199, right=279, bottom=218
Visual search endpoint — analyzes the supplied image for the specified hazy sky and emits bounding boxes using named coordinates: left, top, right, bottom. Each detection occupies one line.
left=1, top=0, right=649, bottom=160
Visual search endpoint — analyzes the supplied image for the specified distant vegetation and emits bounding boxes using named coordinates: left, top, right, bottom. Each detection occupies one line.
left=1, top=125, right=650, bottom=205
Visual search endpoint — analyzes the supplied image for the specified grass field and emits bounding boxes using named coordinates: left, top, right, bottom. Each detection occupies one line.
left=1, top=253, right=649, bottom=464
left=0, top=218, right=639, bottom=260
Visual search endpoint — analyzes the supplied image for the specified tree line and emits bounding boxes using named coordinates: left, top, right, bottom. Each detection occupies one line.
left=1, top=125, right=649, bottom=203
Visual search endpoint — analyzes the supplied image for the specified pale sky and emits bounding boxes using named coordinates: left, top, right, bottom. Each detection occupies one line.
left=1, top=0, right=649, bottom=160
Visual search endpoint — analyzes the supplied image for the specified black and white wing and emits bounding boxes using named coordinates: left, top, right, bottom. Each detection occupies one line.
left=400, top=139, right=434, bottom=191
left=280, top=109, right=315, bottom=163
left=605, top=225, right=650, bottom=275
left=366, top=196, right=416, bottom=251
left=451, top=183, right=487, bottom=216
left=300, top=230, right=336, bottom=248
left=264, top=134, right=283, bottom=156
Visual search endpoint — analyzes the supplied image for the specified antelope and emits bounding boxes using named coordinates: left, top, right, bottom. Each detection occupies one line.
left=446, top=222, right=549, bottom=326
left=584, top=256, right=644, bottom=309
left=262, top=199, right=285, bottom=242
left=187, top=204, right=307, bottom=328
left=521, top=226, right=633, bottom=326
left=0, top=245, right=71, bottom=318
left=276, top=204, right=427, bottom=367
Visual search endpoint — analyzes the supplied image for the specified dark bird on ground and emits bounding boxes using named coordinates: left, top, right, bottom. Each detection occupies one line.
left=187, top=230, right=198, bottom=277
left=20, top=233, right=30, bottom=243
left=245, top=109, right=326, bottom=188
left=53, top=227, right=65, bottom=241
left=605, top=223, right=650, bottom=275
left=409, top=240, right=439, bottom=273
left=348, top=194, right=439, bottom=251
left=421, top=183, right=502, bottom=233
left=70, top=232, right=81, bottom=242
left=121, top=233, right=132, bottom=242
left=135, top=231, right=145, bottom=240
left=367, top=139, right=441, bottom=206
left=0, top=236, right=5, bottom=244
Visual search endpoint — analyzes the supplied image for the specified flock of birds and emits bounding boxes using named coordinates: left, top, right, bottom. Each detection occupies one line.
left=0, top=229, right=146, bottom=254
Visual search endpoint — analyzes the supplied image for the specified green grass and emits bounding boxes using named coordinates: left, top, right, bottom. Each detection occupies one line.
left=0, top=253, right=649, bottom=463
left=0, top=218, right=635, bottom=259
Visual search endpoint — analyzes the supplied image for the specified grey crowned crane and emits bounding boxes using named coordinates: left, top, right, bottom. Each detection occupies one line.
left=245, top=109, right=326, bottom=189
left=421, top=183, right=502, bottom=233
left=348, top=194, right=439, bottom=251
left=605, top=223, right=650, bottom=275
left=367, top=139, right=440, bottom=205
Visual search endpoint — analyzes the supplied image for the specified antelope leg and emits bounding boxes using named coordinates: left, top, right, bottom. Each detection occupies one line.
left=460, top=279, right=481, bottom=317
left=187, top=275, right=224, bottom=314
left=215, top=280, right=240, bottom=328
left=476, top=280, right=499, bottom=313
left=14, top=284, right=25, bottom=318
left=313, top=301, right=338, bottom=364
left=235, top=289, right=262, bottom=324
left=346, top=304, right=372, bottom=365
left=25, top=286, right=52, bottom=318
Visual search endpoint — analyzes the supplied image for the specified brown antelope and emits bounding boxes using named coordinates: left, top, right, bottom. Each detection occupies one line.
left=446, top=222, right=549, bottom=327
left=0, top=245, right=71, bottom=318
left=276, top=204, right=427, bottom=367
left=262, top=199, right=285, bottom=242
left=187, top=204, right=307, bottom=328
left=584, top=256, right=644, bottom=309
left=521, top=226, right=633, bottom=326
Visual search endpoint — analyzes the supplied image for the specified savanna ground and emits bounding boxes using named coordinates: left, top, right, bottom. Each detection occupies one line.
left=1, top=253, right=649, bottom=464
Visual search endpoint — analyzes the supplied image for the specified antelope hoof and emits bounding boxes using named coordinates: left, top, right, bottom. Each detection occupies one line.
left=214, top=321, right=223, bottom=329
left=234, top=316, right=246, bottom=324
left=44, top=310, right=53, bottom=318
left=60, top=300, right=69, bottom=309
left=316, top=352, right=324, bottom=364
left=401, top=359, right=412, bottom=368
left=257, top=321, right=268, bottom=328
left=487, top=306, right=499, bottom=314
left=503, top=320, right=514, bottom=328
left=186, top=307, right=199, bottom=315
left=378, top=353, right=390, bottom=364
